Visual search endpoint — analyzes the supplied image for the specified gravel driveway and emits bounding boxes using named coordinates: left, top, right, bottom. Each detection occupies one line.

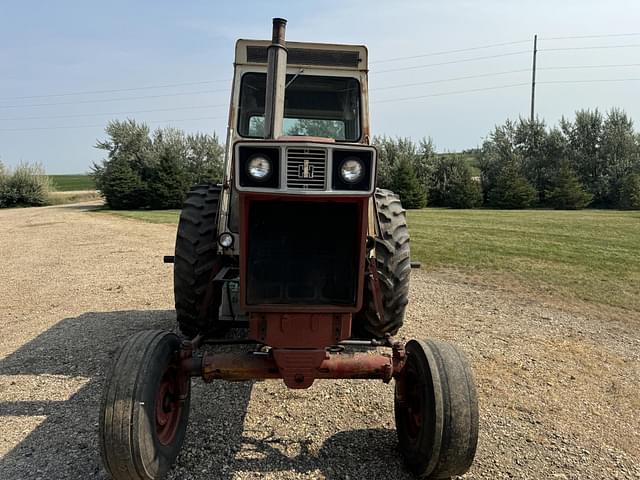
left=1, top=203, right=638, bottom=479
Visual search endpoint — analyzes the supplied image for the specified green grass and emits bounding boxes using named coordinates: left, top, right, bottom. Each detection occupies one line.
left=104, top=206, right=640, bottom=312
left=103, top=209, right=181, bottom=224
left=408, top=208, right=640, bottom=312
left=48, top=174, right=95, bottom=191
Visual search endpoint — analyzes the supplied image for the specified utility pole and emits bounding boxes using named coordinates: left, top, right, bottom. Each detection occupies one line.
left=530, top=34, right=537, bottom=122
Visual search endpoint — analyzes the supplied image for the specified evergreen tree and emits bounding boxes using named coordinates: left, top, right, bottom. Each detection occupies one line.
left=619, top=173, right=640, bottom=210
left=487, top=161, right=536, bottom=209
left=98, top=156, right=147, bottom=209
left=428, top=155, right=481, bottom=208
left=547, top=161, right=592, bottom=210
left=391, top=157, right=427, bottom=209
left=147, top=144, right=190, bottom=209
left=448, top=173, right=483, bottom=209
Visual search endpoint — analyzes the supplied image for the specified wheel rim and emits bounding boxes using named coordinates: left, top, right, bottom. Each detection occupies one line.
left=155, top=365, right=183, bottom=446
left=403, top=363, right=425, bottom=442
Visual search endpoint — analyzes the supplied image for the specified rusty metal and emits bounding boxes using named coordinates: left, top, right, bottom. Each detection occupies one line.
left=249, top=312, right=352, bottom=348
left=180, top=337, right=407, bottom=389
left=368, top=259, right=386, bottom=325
left=190, top=350, right=395, bottom=384
left=155, top=363, right=186, bottom=445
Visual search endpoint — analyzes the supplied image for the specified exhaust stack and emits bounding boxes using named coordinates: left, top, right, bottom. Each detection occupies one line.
left=264, top=18, right=288, bottom=139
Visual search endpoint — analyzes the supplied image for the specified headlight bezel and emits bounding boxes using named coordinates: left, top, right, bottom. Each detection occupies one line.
left=238, top=146, right=281, bottom=189
left=331, top=149, right=374, bottom=192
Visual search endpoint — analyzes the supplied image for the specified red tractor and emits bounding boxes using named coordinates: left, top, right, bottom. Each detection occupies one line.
left=99, top=18, right=479, bottom=480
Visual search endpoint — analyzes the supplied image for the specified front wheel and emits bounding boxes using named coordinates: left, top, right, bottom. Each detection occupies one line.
left=395, top=339, right=479, bottom=479
left=99, top=330, right=190, bottom=480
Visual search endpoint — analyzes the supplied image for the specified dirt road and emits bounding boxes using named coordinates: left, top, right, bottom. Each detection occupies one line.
left=1, top=203, right=638, bottom=479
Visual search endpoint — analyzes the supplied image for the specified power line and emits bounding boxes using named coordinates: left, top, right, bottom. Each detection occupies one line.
left=0, top=79, right=233, bottom=102
left=538, top=78, right=640, bottom=84
left=4, top=33, right=640, bottom=106
left=0, top=116, right=225, bottom=132
left=372, top=69, right=530, bottom=91
left=0, top=104, right=226, bottom=122
left=371, top=82, right=529, bottom=104
left=539, top=63, right=640, bottom=71
left=370, top=39, right=531, bottom=64
left=372, top=51, right=531, bottom=74
left=539, top=43, right=640, bottom=52
left=541, top=32, right=640, bottom=40
left=0, top=90, right=229, bottom=110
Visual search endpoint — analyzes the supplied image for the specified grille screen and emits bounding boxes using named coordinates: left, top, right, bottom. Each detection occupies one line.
left=286, top=148, right=327, bottom=190
left=246, top=201, right=360, bottom=306
left=246, top=46, right=361, bottom=68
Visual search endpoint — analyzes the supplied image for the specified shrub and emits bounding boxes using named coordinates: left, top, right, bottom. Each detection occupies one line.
left=0, top=162, right=53, bottom=208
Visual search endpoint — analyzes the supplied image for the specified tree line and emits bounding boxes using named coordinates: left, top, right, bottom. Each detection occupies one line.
left=379, top=108, right=640, bottom=210
left=90, top=108, right=640, bottom=211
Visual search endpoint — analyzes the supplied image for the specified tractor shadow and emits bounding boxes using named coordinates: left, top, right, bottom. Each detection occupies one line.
left=0, top=310, right=254, bottom=480
left=0, top=310, right=410, bottom=479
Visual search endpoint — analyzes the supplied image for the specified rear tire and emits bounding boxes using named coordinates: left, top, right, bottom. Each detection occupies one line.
left=99, top=330, right=190, bottom=480
left=355, top=188, right=411, bottom=338
left=174, top=184, right=224, bottom=338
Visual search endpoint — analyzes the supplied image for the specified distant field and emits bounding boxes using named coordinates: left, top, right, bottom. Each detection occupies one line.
left=48, top=174, right=95, bottom=191
left=438, top=151, right=481, bottom=176
left=104, top=207, right=640, bottom=312
left=408, top=209, right=640, bottom=312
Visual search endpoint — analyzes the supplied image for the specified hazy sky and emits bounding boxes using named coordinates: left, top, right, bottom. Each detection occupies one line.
left=1, top=0, right=639, bottom=173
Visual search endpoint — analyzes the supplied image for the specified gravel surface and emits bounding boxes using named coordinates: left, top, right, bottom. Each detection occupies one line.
left=0, top=202, right=639, bottom=479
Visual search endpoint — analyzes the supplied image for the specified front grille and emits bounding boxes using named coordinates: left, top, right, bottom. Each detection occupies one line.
left=246, top=200, right=359, bottom=305
left=286, top=148, right=327, bottom=190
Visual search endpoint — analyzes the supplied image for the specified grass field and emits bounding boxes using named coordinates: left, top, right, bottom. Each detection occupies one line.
left=48, top=174, right=95, bottom=191
left=408, top=209, right=640, bottom=312
left=104, top=207, right=640, bottom=312
left=103, top=209, right=181, bottom=224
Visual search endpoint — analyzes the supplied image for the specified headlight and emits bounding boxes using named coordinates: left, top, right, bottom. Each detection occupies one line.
left=218, top=232, right=234, bottom=248
left=247, top=155, right=272, bottom=180
left=340, top=157, right=364, bottom=183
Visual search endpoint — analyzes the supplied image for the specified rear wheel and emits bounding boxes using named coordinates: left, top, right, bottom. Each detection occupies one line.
left=174, top=184, right=225, bottom=338
left=395, top=339, right=479, bottom=479
left=99, top=330, right=190, bottom=480
left=355, top=188, right=411, bottom=338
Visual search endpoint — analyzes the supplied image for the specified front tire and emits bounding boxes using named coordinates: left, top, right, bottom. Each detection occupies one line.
left=395, top=339, right=479, bottom=479
left=99, top=330, right=190, bottom=480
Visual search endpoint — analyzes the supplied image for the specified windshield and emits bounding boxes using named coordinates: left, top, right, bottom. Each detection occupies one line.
left=237, top=73, right=361, bottom=141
